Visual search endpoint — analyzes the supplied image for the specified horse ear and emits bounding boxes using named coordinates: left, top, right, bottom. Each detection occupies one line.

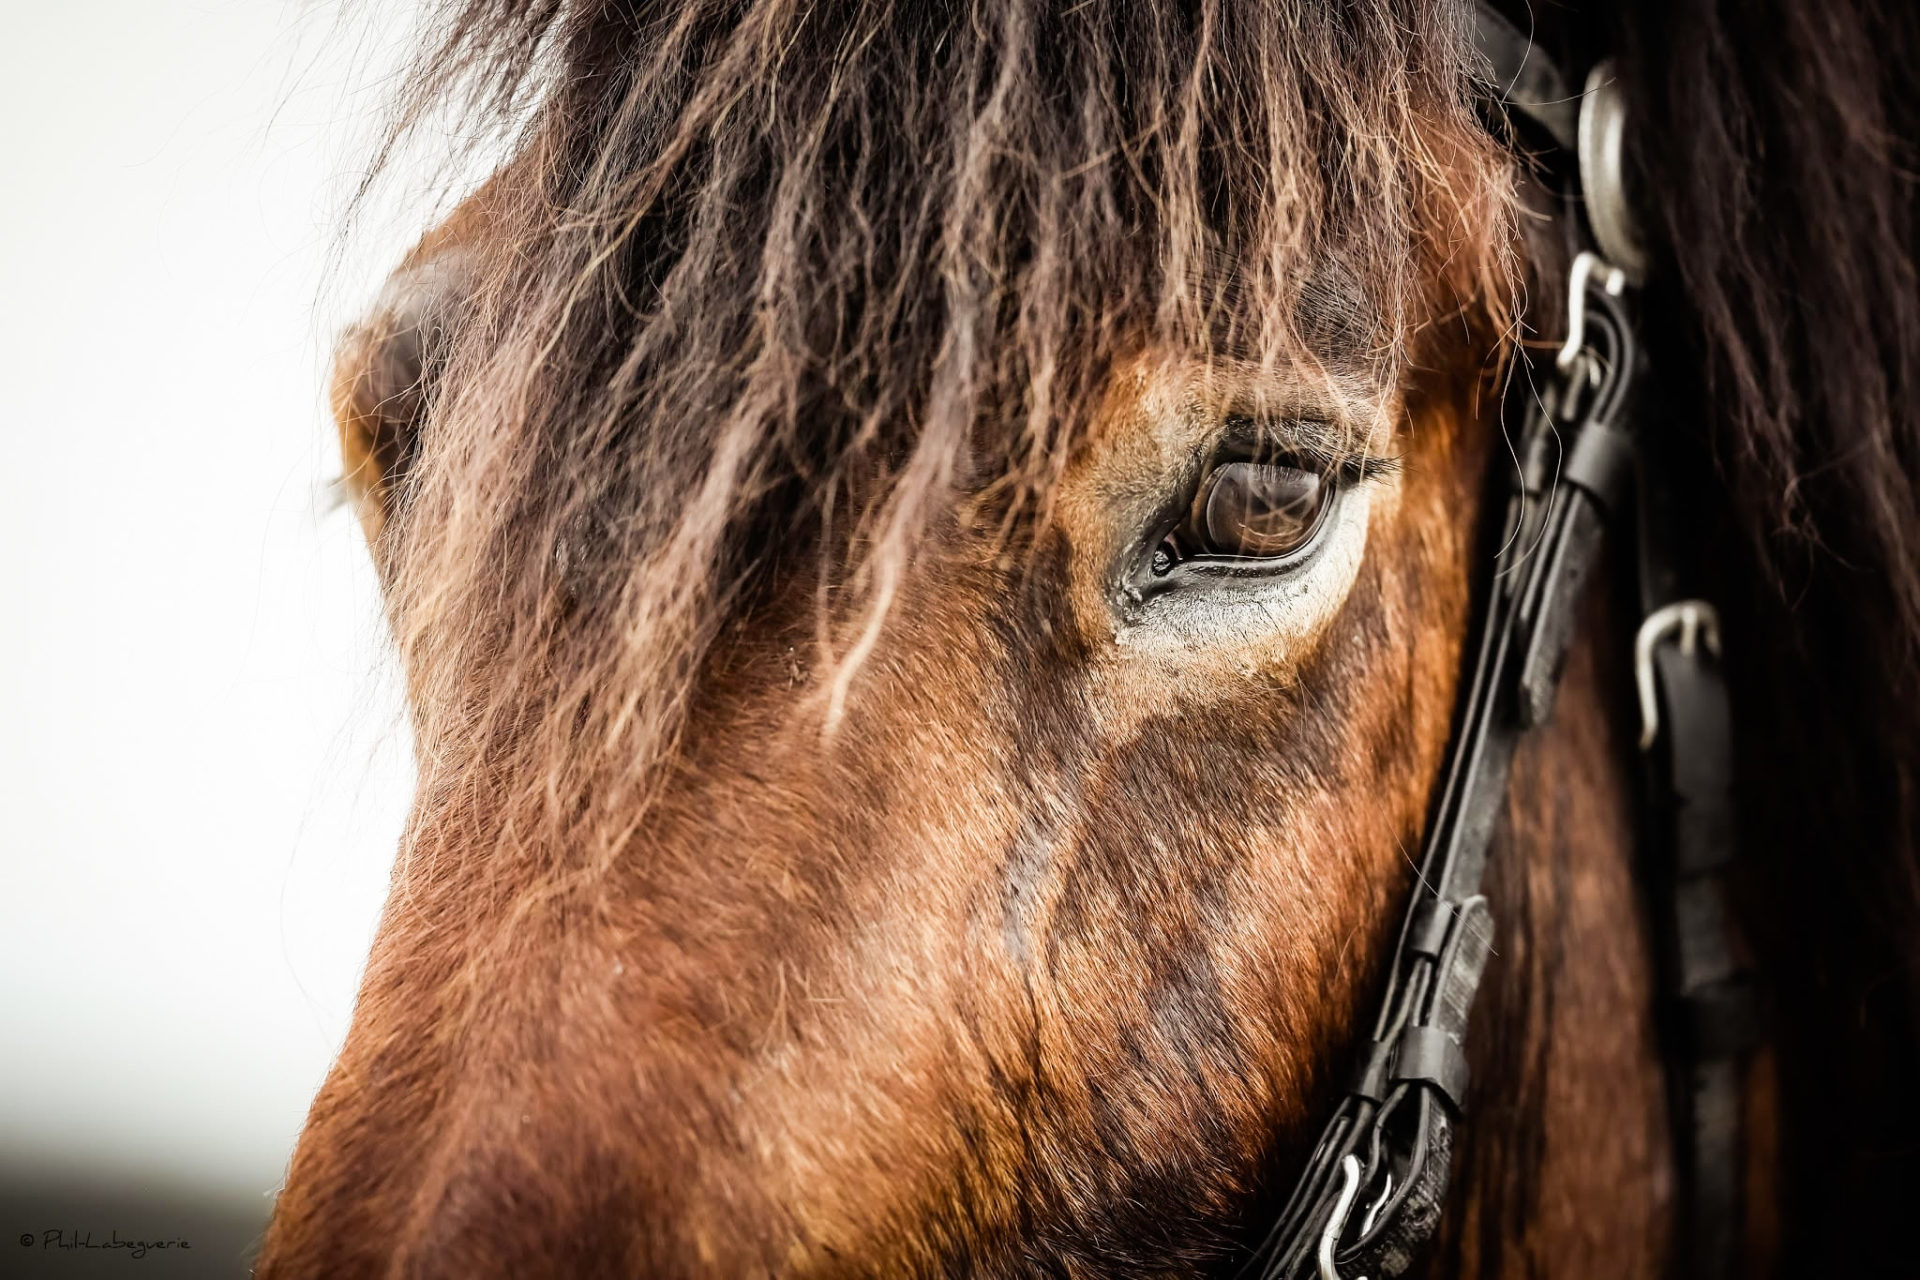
left=330, top=255, right=470, bottom=543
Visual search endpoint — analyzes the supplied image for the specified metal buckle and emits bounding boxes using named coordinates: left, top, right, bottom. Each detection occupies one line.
left=1634, top=600, right=1723, bottom=749
left=1557, top=250, right=1627, bottom=373
left=1316, top=1155, right=1370, bottom=1280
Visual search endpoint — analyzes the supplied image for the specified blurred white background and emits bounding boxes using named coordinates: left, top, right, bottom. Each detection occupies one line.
left=0, top=3, right=459, bottom=1273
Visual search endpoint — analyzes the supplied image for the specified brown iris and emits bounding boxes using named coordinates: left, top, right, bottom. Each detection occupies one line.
left=1157, top=460, right=1334, bottom=569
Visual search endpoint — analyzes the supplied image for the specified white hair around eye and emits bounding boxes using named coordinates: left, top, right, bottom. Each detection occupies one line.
left=1113, top=477, right=1377, bottom=661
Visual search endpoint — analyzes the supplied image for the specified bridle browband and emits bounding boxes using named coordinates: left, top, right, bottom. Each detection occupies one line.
left=1246, top=8, right=1761, bottom=1278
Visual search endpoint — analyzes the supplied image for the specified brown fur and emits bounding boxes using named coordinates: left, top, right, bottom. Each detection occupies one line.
left=262, top=0, right=1920, bottom=1275
left=272, top=330, right=1494, bottom=1276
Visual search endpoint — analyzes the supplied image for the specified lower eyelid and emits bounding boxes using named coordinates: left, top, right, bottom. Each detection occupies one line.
left=1113, top=480, right=1374, bottom=646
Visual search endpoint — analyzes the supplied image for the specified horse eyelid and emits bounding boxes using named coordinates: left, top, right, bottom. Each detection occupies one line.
left=1213, top=415, right=1400, bottom=486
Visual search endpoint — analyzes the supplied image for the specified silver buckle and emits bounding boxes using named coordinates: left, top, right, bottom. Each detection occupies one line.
left=1557, top=250, right=1627, bottom=373
left=1317, top=1155, right=1371, bottom=1280
left=1634, top=600, right=1723, bottom=750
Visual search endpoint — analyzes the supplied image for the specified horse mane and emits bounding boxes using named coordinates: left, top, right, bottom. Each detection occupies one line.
left=1604, top=0, right=1920, bottom=1267
left=358, top=0, right=1510, bottom=866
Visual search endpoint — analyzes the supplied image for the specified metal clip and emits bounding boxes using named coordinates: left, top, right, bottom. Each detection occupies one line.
left=1634, top=600, right=1723, bottom=749
left=1577, top=61, right=1648, bottom=282
left=1317, top=1155, right=1371, bottom=1280
left=1557, top=250, right=1627, bottom=372
left=1358, top=1171, right=1395, bottom=1238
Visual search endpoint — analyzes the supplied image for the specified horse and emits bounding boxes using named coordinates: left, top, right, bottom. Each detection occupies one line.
left=258, top=1, right=1920, bottom=1275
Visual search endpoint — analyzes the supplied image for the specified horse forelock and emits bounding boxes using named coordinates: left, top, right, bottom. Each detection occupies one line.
left=359, top=0, right=1516, bottom=865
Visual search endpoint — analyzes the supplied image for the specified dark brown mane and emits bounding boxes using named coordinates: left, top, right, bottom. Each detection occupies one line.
left=360, top=3, right=1507, bottom=879
left=1608, top=0, right=1920, bottom=1266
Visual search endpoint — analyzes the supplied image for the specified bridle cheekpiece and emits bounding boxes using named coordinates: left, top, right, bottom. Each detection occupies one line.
left=1244, top=8, right=1760, bottom=1277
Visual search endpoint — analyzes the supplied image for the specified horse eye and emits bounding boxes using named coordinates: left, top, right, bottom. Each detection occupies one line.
left=1158, top=461, right=1334, bottom=568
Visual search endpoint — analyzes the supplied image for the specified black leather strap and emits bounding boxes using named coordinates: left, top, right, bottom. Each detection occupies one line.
left=1246, top=273, right=1644, bottom=1280
left=1471, top=3, right=1578, bottom=152
left=1635, top=398, right=1762, bottom=1280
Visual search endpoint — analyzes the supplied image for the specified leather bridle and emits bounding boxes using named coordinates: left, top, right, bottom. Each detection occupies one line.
left=1245, top=8, right=1761, bottom=1277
